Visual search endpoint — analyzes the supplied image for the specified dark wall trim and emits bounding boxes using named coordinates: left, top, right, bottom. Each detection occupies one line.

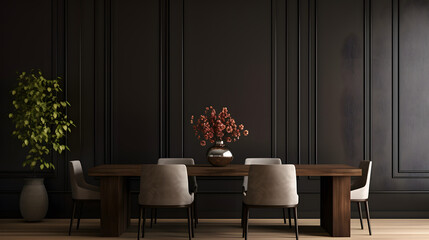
left=391, top=0, right=429, bottom=178
left=271, top=0, right=277, bottom=158
left=364, top=0, right=371, bottom=161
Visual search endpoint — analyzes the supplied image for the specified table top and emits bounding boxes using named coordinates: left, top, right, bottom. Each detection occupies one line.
left=88, top=164, right=361, bottom=177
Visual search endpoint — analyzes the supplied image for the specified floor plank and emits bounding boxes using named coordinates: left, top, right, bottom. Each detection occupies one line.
left=1, top=218, right=429, bottom=239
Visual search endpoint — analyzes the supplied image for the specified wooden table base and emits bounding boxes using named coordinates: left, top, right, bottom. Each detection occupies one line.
left=90, top=164, right=360, bottom=237
left=320, top=176, right=351, bottom=237
left=100, top=177, right=129, bottom=237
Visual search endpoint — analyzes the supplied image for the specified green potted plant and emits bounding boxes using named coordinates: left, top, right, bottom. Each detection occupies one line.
left=8, top=70, right=75, bottom=221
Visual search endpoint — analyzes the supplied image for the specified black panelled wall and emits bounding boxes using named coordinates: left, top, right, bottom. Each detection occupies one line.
left=1, top=0, right=429, bottom=218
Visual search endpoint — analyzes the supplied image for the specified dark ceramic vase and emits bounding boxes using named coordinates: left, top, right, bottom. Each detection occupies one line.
left=20, top=178, right=48, bottom=222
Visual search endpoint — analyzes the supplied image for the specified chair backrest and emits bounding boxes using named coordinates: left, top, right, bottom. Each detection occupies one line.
left=242, top=158, right=282, bottom=192
left=139, top=164, right=193, bottom=206
left=351, top=160, right=372, bottom=198
left=69, top=160, right=86, bottom=199
left=158, top=158, right=195, bottom=165
left=244, top=164, right=298, bottom=206
left=157, top=158, right=198, bottom=192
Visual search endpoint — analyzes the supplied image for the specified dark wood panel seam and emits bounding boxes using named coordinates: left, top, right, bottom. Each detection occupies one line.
left=104, top=0, right=112, bottom=165
left=53, top=0, right=60, bottom=179
left=271, top=0, right=277, bottom=158
left=308, top=0, right=317, bottom=180
left=392, top=0, right=398, bottom=177
left=62, top=0, right=68, bottom=189
left=298, top=0, right=301, bottom=165
left=364, top=0, right=372, bottom=161
left=159, top=0, right=169, bottom=158
left=308, top=0, right=311, bottom=165
left=182, top=0, right=185, bottom=158
left=285, top=0, right=289, bottom=163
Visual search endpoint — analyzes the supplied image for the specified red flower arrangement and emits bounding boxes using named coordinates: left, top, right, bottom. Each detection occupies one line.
left=191, top=106, right=249, bottom=146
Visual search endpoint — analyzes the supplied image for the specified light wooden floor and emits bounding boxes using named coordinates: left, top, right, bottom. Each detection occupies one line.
left=1, top=218, right=429, bottom=239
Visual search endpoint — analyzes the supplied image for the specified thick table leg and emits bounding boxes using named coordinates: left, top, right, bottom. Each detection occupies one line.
left=320, top=176, right=351, bottom=237
left=100, top=176, right=129, bottom=237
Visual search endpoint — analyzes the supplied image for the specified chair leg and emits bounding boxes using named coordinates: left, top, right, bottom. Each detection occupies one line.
left=142, top=208, right=146, bottom=238
left=288, top=208, right=292, bottom=228
left=192, top=202, right=197, bottom=229
left=244, top=206, right=249, bottom=240
left=76, top=201, right=83, bottom=230
left=187, top=206, right=192, bottom=240
left=241, top=202, right=244, bottom=228
left=68, top=200, right=76, bottom=236
left=194, top=194, right=199, bottom=225
left=154, top=208, right=157, bottom=224
left=137, top=207, right=142, bottom=240
left=293, top=207, right=299, bottom=240
left=190, top=204, right=194, bottom=237
left=357, top=202, right=364, bottom=229
left=364, top=201, right=372, bottom=235
left=242, top=204, right=246, bottom=237
left=282, top=208, right=287, bottom=224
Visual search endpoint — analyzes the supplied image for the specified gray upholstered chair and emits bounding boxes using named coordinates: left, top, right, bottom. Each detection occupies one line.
left=243, top=165, right=299, bottom=240
left=351, top=160, right=373, bottom=235
left=241, top=158, right=291, bottom=227
left=138, top=164, right=194, bottom=240
left=151, top=158, right=198, bottom=227
left=68, top=160, right=100, bottom=235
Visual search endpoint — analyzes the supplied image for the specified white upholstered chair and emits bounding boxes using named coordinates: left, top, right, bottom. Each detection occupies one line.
left=138, top=164, right=194, bottom=240
left=351, top=160, right=372, bottom=235
left=153, top=158, right=198, bottom=227
left=242, top=158, right=291, bottom=227
left=243, top=165, right=299, bottom=240
left=68, top=160, right=100, bottom=235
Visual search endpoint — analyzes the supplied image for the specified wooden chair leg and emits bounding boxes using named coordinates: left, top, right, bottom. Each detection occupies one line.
left=187, top=207, right=192, bottom=240
left=142, top=208, right=146, bottom=238
left=288, top=208, right=292, bottom=228
left=282, top=208, right=287, bottom=224
left=154, top=208, right=157, bottom=224
left=137, top=207, right=142, bottom=240
left=244, top=206, right=249, bottom=240
left=357, top=202, right=364, bottom=229
left=68, top=200, right=76, bottom=236
left=294, top=207, right=299, bottom=240
left=76, top=201, right=83, bottom=230
left=364, top=201, right=372, bottom=235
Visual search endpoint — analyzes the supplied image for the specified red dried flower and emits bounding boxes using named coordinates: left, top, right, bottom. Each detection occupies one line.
left=243, top=130, right=249, bottom=136
left=191, top=106, right=249, bottom=146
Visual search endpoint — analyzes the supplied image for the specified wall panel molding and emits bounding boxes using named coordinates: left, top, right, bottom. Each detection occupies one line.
left=392, top=0, right=429, bottom=178
left=0, top=0, right=63, bottom=178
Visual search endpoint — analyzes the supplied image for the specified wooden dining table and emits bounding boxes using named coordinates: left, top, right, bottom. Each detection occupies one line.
left=88, top=164, right=361, bottom=237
